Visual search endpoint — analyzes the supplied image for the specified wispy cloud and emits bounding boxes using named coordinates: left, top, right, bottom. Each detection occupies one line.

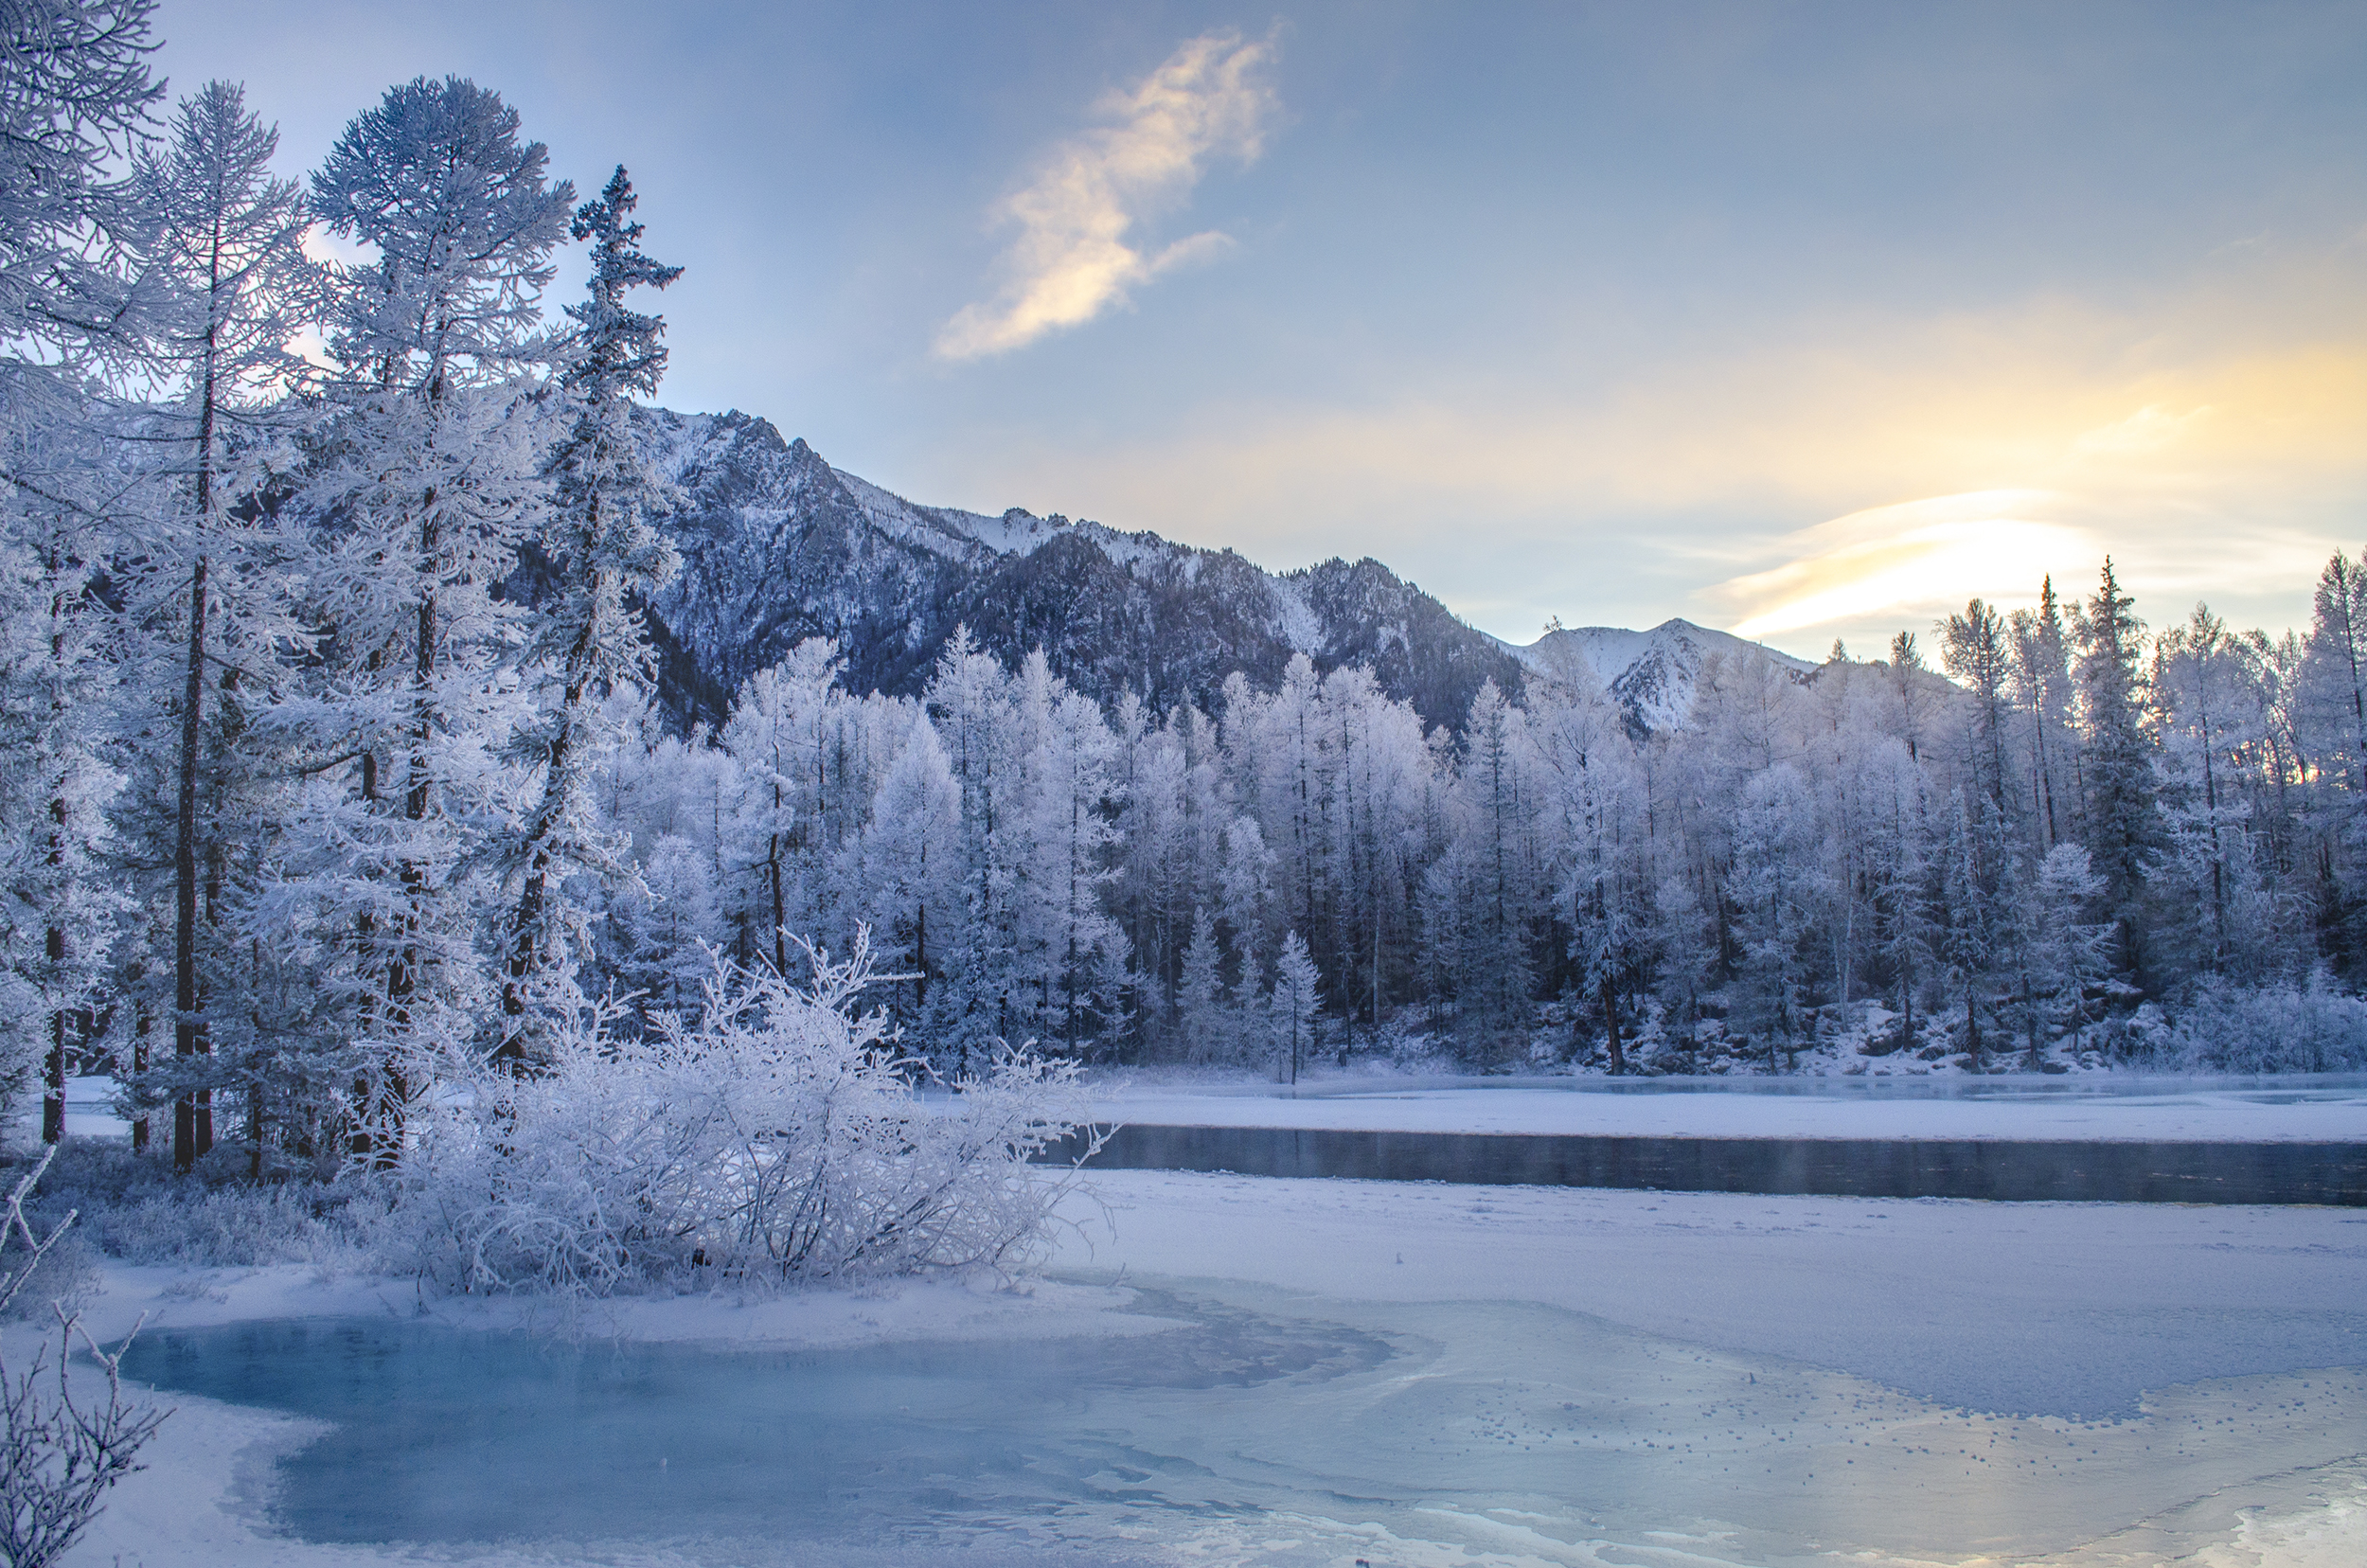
left=1711, top=494, right=2097, bottom=639
left=934, top=30, right=1277, bottom=361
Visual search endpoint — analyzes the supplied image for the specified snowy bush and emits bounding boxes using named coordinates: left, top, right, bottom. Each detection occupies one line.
left=5, top=1145, right=350, bottom=1272
left=2143, top=976, right=2367, bottom=1073
left=384, top=933, right=1095, bottom=1297
left=94, top=1187, right=347, bottom=1270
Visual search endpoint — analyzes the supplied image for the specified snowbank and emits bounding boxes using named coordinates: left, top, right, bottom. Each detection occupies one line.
left=1079, top=1075, right=2367, bottom=1142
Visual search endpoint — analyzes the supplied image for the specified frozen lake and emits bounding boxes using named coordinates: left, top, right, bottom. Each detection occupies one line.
left=69, top=1079, right=2367, bottom=1566
left=117, top=1272, right=2367, bottom=1567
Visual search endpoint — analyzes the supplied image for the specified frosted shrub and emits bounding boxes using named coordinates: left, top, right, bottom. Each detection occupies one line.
left=389, top=933, right=1095, bottom=1297
left=2147, top=976, right=2367, bottom=1073
left=94, top=1187, right=345, bottom=1271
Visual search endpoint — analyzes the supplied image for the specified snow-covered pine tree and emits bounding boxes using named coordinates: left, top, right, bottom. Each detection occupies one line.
left=2007, top=578, right=2077, bottom=854
left=922, top=627, right=1014, bottom=1066
left=1443, top=679, right=1537, bottom=1058
left=2032, top=843, right=2111, bottom=1057
left=289, top=77, right=572, bottom=1165
left=1938, top=787, right=2010, bottom=1066
left=2076, top=558, right=2161, bottom=979
left=1534, top=677, right=1649, bottom=1070
left=1944, top=598, right=2015, bottom=817
left=495, top=166, right=681, bottom=1065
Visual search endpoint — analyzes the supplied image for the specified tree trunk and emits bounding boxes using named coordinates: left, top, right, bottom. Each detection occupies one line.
left=172, top=550, right=211, bottom=1169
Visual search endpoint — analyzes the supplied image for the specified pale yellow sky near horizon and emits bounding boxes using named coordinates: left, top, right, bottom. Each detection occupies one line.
left=921, top=234, right=2367, bottom=657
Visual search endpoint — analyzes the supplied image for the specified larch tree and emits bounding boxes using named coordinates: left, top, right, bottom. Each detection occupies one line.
left=0, top=0, right=160, bottom=1141
left=294, top=76, right=572, bottom=1163
left=128, top=79, right=318, bottom=1166
left=1271, top=928, right=1320, bottom=1082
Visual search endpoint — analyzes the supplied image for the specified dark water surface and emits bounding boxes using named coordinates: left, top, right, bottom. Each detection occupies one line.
left=1048, top=1125, right=2367, bottom=1203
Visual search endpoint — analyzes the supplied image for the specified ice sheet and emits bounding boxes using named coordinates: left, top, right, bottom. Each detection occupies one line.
left=50, top=1174, right=2367, bottom=1568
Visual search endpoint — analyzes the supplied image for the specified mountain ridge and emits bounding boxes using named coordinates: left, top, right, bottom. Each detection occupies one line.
left=614, top=407, right=1817, bottom=735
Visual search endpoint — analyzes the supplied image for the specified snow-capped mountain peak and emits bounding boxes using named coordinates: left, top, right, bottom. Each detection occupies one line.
left=1515, top=618, right=1816, bottom=733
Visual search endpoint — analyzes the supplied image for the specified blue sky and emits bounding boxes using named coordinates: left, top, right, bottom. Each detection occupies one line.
left=158, top=1, right=2367, bottom=656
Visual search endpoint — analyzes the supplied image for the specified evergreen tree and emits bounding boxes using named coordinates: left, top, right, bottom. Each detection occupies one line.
left=2032, top=844, right=2112, bottom=1056
left=497, top=166, right=682, bottom=1065
left=1727, top=763, right=1821, bottom=1066
left=1944, top=598, right=2014, bottom=814
left=2076, top=558, right=2160, bottom=979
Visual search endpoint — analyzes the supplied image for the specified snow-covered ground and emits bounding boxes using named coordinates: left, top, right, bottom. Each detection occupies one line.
left=39, top=1165, right=2367, bottom=1568
left=1079, top=1073, right=2367, bottom=1142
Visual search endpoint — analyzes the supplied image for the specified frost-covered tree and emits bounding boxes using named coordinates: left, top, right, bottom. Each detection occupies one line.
left=123, top=79, right=319, bottom=1167
left=495, top=166, right=681, bottom=1064
left=1270, top=929, right=1320, bottom=1080
left=0, top=472, right=123, bottom=1139
left=1174, top=905, right=1221, bottom=1060
left=0, top=0, right=162, bottom=1141
left=284, top=77, right=573, bottom=1163
left=860, top=709, right=960, bottom=1020
left=1726, top=763, right=1821, bottom=1065
left=2007, top=579, right=2077, bottom=854
left=2031, top=843, right=2112, bottom=1057
left=0, top=0, right=162, bottom=361
left=1944, top=598, right=2015, bottom=817
left=1534, top=678, right=1649, bottom=1069
left=2077, top=560, right=2159, bottom=962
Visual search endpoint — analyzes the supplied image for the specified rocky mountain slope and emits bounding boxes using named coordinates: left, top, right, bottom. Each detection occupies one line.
left=622, top=408, right=1528, bottom=731
left=596, top=408, right=1819, bottom=736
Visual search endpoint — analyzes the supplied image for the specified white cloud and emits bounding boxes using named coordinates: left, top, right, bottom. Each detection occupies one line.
left=934, top=30, right=1277, bottom=361
left=1710, top=493, right=2097, bottom=638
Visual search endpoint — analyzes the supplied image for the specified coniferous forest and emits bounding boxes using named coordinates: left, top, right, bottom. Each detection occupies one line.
left=6, top=1, right=2367, bottom=1207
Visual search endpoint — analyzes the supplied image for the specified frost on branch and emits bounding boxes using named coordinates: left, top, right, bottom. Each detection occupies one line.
left=386, top=929, right=1098, bottom=1298
left=0, top=1149, right=169, bottom=1568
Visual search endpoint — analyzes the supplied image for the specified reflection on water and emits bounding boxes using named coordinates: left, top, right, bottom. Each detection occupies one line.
left=123, top=1285, right=2367, bottom=1567
left=1058, top=1125, right=2367, bottom=1203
